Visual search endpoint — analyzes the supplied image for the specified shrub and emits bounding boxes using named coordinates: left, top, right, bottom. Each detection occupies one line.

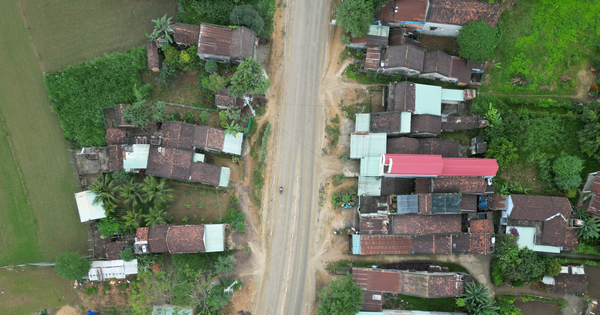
left=44, top=46, right=146, bottom=146
left=317, top=274, right=363, bottom=315
left=486, top=137, right=518, bottom=169
left=230, top=5, right=264, bottom=35
left=457, top=21, right=500, bottom=62
left=120, top=248, right=135, bottom=262
left=543, top=257, right=562, bottom=276
left=199, top=110, right=210, bottom=123
left=157, top=64, right=178, bottom=86
left=54, top=252, right=91, bottom=280
left=228, top=58, right=269, bottom=97
left=179, top=46, right=200, bottom=71
left=207, top=73, right=229, bottom=92
left=552, top=152, right=583, bottom=192
left=118, top=283, right=130, bottom=290
left=205, top=60, right=218, bottom=74
left=84, top=286, right=99, bottom=295
left=122, top=102, right=166, bottom=128
left=98, top=217, right=120, bottom=238
left=492, top=263, right=503, bottom=286
left=511, top=280, right=526, bottom=287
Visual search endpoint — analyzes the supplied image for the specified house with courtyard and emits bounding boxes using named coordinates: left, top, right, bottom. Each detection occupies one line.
left=134, top=224, right=225, bottom=254
left=386, top=81, right=476, bottom=115
left=197, top=23, right=257, bottom=64
left=489, top=195, right=579, bottom=253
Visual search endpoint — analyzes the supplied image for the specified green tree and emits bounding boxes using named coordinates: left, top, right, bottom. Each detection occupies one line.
left=205, top=60, right=218, bottom=74
left=552, top=152, right=583, bottom=192
left=120, top=179, right=145, bottom=209
left=543, top=257, right=562, bottom=276
left=54, top=252, right=91, bottom=280
left=199, top=110, right=211, bottom=123
left=457, top=21, right=500, bottom=62
left=141, top=176, right=174, bottom=206
left=228, top=58, right=270, bottom=97
left=494, top=236, right=545, bottom=282
left=214, top=255, right=235, bottom=276
left=317, top=273, right=363, bottom=315
left=335, top=0, right=374, bottom=38
left=221, top=120, right=244, bottom=136
left=486, top=137, right=518, bottom=169
left=120, top=247, right=135, bottom=262
left=122, top=102, right=166, bottom=129
left=207, top=73, right=229, bottom=92
left=497, top=297, right=522, bottom=315
left=143, top=206, right=167, bottom=228
left=123, top=209, right=144, bottom=230
left=88, top=174, right=119, bottom=210
left=97, top=217, right=120, bottom=238
left=579, top=101, right=600, bottom=163
left=230, top=5, right=265, bottom=35
left=578, top=211, right=600, bottom=239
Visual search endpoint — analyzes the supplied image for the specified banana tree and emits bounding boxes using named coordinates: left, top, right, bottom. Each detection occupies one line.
left=146, top=14, right=174, bottom=49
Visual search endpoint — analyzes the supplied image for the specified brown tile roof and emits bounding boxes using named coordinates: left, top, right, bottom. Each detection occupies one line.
left=358, top=235, right=413, bottom=255
left=461, top=194, right=478, bottom=211
left=107, top=145, right=124, bottom=171
left=426, top=274, right=465, bottom=297
left=591, top=173, right=600, bottom=194
left=146, top=40, right=161, bottom=72
left=414, top=177, right=431, bottom=193
left=427, top=0, right=500, bottom=27
left=161, top=121, right=195, bottom=148
left=452, top=233, right=492, bottom=254
left=114, top=104, right=132, bottom=128
left=172, top=23, right=200, bottom=46
left=542, top=217, right=578, bottom=251
left=386, top=138, right=460, bottom=157
left=366, top=34, right=388, bottom=47
left=381, top=178, right=414, bottom=195
left=105, top=128, right=127, bottom=145
left=230, top=26, right=256, bottom=62
left=365, top=46, right=381, bottom=71
left=410, top=114, right=441, bottom=135
left=146, top=146, right=193, bottom=182
left=412, top=235, right=452, bottom=254
left=360, top=216, right=390, bottom=235
left=375, top=0, right=428, bottom=23
left=509, top=195, right=573, bottom=221
left=488, top=195, right=508, bottom=210
left=193, top=125, right=225, bottom=151
left=402, top=273, right=429, bottom=296
left=423, top=51, right=471, bottom=85
left=391, top=214, right=462, bottom=235
left=352, top=267, right=403, bottom=292
left=136, top=227, right=149, bottom=242
left=384, top=45, right=425, bottom=71
left=431, top=176, right=488, bottom=194
left=148, top=225, right=170, bottom=253
left=105, top=241, right=125, bottom=260
left=190, top=162, right=222, bottom=186
left=215, top=89, right=236, bottom=109
left=417, top=193, right=432, bottom=214
left=389, top=81, right=416, bottom=112
left=550, top=272, right=588, bottom=294
left=587, top=193, right=600, bottom=217
left=166, top=225, right=205, bottom=253
left=470, top=218, right=494, bottom=234
left=448, top=56, right=473, bottom=85
left=198, top=23, right=232, bottom=57
left=370, top=112, right=401, bottom=133
left=442, top=115, right=488, bottom=131
left=360, top=290, right=384, bottom=312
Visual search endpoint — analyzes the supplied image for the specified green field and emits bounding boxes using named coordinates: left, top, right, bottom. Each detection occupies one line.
left=20, top=0, right=177, bottom=72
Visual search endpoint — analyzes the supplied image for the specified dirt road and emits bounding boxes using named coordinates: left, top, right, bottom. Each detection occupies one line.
left=253, top=0, right=331, bottom=314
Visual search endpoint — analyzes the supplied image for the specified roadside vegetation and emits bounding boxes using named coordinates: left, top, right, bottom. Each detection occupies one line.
left=317, top=274, right=363, bottom=315
left=251, top=122, right=271, bottom=207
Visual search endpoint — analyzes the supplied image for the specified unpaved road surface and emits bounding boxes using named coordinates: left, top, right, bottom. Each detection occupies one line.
left=253, top=0, right=330, bottom=314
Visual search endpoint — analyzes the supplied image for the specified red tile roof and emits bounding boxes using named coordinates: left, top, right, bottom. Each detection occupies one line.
left=353, top=268, right=403, bottom=292
left=412, top=235, right=452, bottom=254
left=392, top=214, right=463, bottom=235
left=427, top=0, right=500, bottom=27
left=375, top=0, right=428, bottom=23
left=136, top=227, right=149, bottom=242
left=360, top=216, right=390, bottom=235
left=542, top=216, right=578, bottom=251
left=470, top=218, right=494, bottom=234
left=189, top=162, right=222, bottom=186
left=148, top=225, right=170, bottom=253
left=359, top=235, right=413, bottom=255
left=431, top=177, right=488, bottom=194
left=146, top=146, right=194, bottom=182
left=440, top=158, right=498, bottom=177
left=105, top=128, right=127, bottom=145
left=166, top=225, right=205, bottom=253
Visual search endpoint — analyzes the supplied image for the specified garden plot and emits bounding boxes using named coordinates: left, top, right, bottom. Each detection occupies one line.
left=166, top=183, right=233, bottom=224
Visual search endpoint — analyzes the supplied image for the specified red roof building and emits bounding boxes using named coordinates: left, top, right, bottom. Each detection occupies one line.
left=381, top=154, right=498, bottom=177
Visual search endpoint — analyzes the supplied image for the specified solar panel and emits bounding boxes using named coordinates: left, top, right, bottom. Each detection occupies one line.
left=432, top=194, right=461, bottom=213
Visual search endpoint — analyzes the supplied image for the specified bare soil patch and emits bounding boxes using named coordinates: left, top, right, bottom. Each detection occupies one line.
left=167, top=182, right=233, bottom=224
left=514, top=300, right=559, bottom=315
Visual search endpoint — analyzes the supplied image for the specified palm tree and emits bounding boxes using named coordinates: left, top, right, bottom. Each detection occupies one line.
left=123, top=209, right=143, bottom=230
left=143, top=205, right=167, bottom=228
left=120, top=179, right=145, bottom=209
left=462, top=282, right=498, bottom=315
left=141, top=176, right=174, bottom=206
left=578, top=212, right=600, bottom=239
left=88, top=174, right=118, bottom=210
left=221, top=120, right=243, bottom=136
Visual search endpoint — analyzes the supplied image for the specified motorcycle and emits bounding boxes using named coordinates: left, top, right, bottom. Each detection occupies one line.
left=280, top=186, right=283, bottom=194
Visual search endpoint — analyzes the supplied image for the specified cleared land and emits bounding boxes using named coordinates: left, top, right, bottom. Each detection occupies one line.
left=20, top=0, right=177, bottom=72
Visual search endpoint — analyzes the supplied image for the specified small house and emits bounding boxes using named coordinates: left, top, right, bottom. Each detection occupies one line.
left=134, top=224, right=225, bottom=254
left=87, top=259, right=138, bottom=281
left=414, top=176, right=494, bottom=195
left=172, top=23, right=200, bottom=47
left=74, top=190, right=106, bottom=223
left=197, top=24, right=256, bottom=64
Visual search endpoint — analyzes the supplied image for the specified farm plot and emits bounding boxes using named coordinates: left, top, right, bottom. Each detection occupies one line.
left=0, top=0, right=87, bottom=265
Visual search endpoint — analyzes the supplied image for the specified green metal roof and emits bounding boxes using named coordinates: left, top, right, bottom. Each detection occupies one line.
left=152, top=305, right=193, bottom=315
left=441, top=89, right=465, bottom=102
left=360, top=157, right=381, bottom=176
left=223, top=133, right=243, bottom=155
left=355, top=114, right=371, bottom=132
left=204, top=224, right=225, bottom=252
left=219, top=167, right=231, bottom=187
left=368, top=25, right=390, bottom=38
left=358, top=176, right=382, bottom=196
left=414, top=84, right=442, bottom=116
left=350, top=133, right=387, bottom=159
left=352, top=234, right=361, bottom=254
left=431, top=194, right=462, bottom=214
left=122, top=144, right=150, bottom=171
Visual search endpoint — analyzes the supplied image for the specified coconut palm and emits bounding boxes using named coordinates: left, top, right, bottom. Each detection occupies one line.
left=123, top=209, right=143, bottom=230
left=120, top=179, right=145, bottom=209
left=141, top=176, right=174, bottom=206
left=143, top=205, right=167, bottom=228
left=88, top=174, right=118, bottom=210
left=578, top=212, right=600, bottom=239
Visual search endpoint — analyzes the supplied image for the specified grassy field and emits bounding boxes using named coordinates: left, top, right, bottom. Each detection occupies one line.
left=20, top=0, right=177, bottom=72
left=0, top=268, right=80, bottom=315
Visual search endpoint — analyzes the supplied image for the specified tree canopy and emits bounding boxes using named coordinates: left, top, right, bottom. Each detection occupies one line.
left=317, top=273, right=363, bottom=315
left=578, top=211, right=600, bottom=239
left=457, top=21, right=500, bottom=62
left=228, top=58, right=269, bottom=97
left=460, top=282, right=499, bottom=315
left=493, top=236, right=549, bottom=283
left=54, top=252, right=91, bottom=280
left=579, top=101, right=600, bottom=163
left=335, top=0, right=375, bottom=38
left=230, top=5, right=265, bottom=35
left=552, top=152, right=583, bottom=192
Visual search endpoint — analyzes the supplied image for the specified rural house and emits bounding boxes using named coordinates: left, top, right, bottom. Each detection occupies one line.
left=134, top=224, right=225, bottom=254
left=490, top=195, right=579, bottom=253
left=87, top=259, right=138, bottom=281
left=542, top=265, right=588, bottom=295
left=385, top=81, right=476, bottom=115
left=172, top=23, right=200, bottom=47
left=414, top=176, right=494, bottom=195
left=374, top=0, right=499, bottom=37
left=197, top=23, right=257, bottom=64
left=354, top=113, right=442, bottom=138
left=74, top=190, right=106, bottom=223
left=379, top=154, right=498, bottom=178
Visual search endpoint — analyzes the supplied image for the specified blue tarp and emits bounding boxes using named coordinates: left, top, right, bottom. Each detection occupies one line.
left=88, top=310, right=97, bottom=315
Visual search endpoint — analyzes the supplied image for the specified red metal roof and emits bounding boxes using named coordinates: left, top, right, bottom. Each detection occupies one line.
left=360, top=235, right=413, bottom=255
left=440, top=157, right=498, bottom=177
left=383, top=154, right=444, bottom=176
left=353, top=268, right=403, bottom=292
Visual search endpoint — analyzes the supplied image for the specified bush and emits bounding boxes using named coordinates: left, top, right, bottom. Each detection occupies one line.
left=118, top=283, right=130, bottom=290
left=84, top=286, right=99, bottom=295
left=54, top=252, right=91, bottom=280
left=207, top=73, right=229, bottom=92
left=44, top=46, right=146, bottom=146
left=457, top=21, right=500, bottom=62
left=486, top=137, right=518, bottom=169
left=205, top=60, right=218, bottom=74
left=157, top=64, right=178, bottom=86
left=317, top=274, right=363, bottom=315
left=492, top=263, right=503, bottom=286
left=98, top=217, right=120, bottom=238
left=511, top=280, right=526, bottom=287
left=230, top=5, right=264, bottom=35
left=552, top=152, right=583, bottom=192
left=120, top=248, right=135, bottom=262
left=335, top=0, right=376, bottom=38
left=543, top=257, right=562, bottom=276
left=228, top=58, right=269, bottom=97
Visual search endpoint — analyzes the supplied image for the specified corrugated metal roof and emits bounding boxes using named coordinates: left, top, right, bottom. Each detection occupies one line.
left=400, top=112, right=412, bottom=133
left=431, top=194, right=462, bottom=214
left=441, top=89, right=464, bottom=102
left=204, top=224, right=225, bottom=252
left=75, top=190, right=106, bottom=223
left=414, top=84, right=442, bottom=116
left=88, top=260, right=138, bottom=281
left=440, top=158, right=498, bottom=177
left=361, top=157, right=382, bottom=176
left=352, top=234, right=362, bottom=254
left=359, top=176, right=382, bottom=196
left=356, top=114, right=371, bottom=132
left=350, top=133, right=387, bottom=159
left=369, top=25, right=390, bottom=38
left=223, top=133, right=243, bottom=155
left=397, top=195, right=419, bottom=214
left=122, top=144, right=150, bottom=171
left=218, top=167, right=231, bottom=187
